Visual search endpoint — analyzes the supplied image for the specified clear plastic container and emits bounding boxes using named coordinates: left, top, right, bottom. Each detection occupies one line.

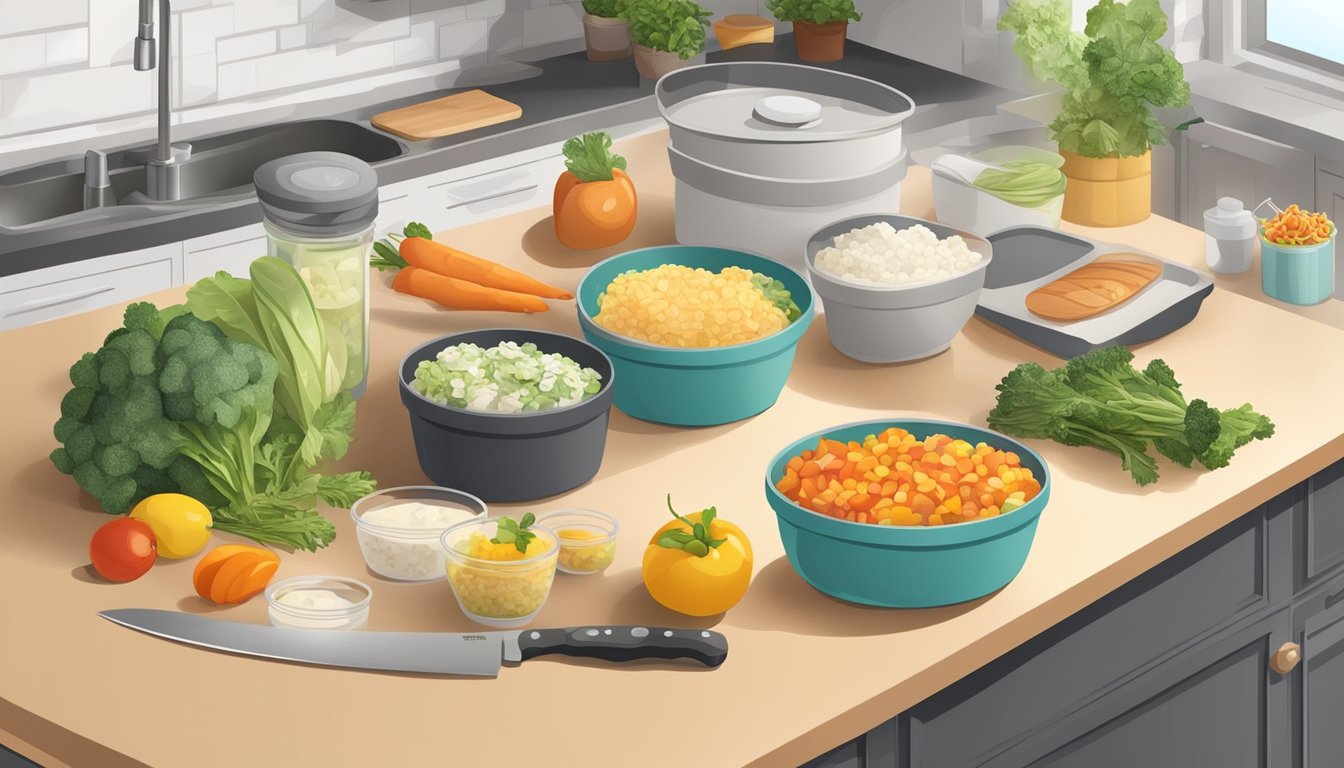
left=265, top=575, right=372, bottom=630
left=254, top=152, right=379, bottom=398
left=351, top=486, right=488, bottom=582
left=440, top=517, right=560, bottom=628
left=538, top=508, right=619, bottom=574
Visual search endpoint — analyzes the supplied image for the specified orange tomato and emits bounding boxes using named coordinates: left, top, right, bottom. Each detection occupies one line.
left=642, top=509, right=752, bottom=617
left=553, top=168, right=638, bottom=250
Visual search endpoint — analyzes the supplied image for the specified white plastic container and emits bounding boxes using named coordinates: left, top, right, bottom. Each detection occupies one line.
left=1204, top=197, right=1256, bottom=274
left=930, top=148, right=1066, bottom=236
left=265, top=575, right=372, bottom=630
left=350, top=486, right=488, bottom=582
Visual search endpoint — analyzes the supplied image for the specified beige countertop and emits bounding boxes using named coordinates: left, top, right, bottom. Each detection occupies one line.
left=4, top=129, right=1344, bottom=768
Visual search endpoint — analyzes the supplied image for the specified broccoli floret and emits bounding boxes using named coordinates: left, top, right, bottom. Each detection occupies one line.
left=1198, top=405, right=1276, bottom=471
left=1182, top=399, right=1221, bottom=456
left=49, top=303, right=216, bottom=514
left=156, top=315, right=277, bottom=430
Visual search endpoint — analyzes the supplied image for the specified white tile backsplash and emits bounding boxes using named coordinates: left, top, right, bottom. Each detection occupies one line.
left=217, top=30, right=278, bottom=63
left=233, top=0, right=300, bottom=33
left=0, top=0, right=87, bottom=36
left=46, top=28, right=90, bottom=67
left=179, top=6, right=236, bottom=57
left=278, top=24, right=308, bottom=50
left=522, top=2, right=582, bottom=49
left=439, top=19, right=490, bottom=59
left=0, top=34, right=47, bottom=78
left=89, top=0, right=139, bottom=67
left=2, top=64, right=152, bottom=135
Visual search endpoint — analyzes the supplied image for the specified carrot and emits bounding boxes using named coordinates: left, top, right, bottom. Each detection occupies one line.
left=399, top=237, right=572, bottom=300
left=392, top=265, right=548, bottom=313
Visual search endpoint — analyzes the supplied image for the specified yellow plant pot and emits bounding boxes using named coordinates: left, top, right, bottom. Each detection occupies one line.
left=1059, top=149, right=1152, bottom=227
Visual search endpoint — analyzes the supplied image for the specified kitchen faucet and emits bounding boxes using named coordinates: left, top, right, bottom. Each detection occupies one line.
left=126, top=0, right=191, bottom=201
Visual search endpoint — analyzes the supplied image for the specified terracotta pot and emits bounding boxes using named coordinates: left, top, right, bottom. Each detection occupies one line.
left=1059, top=149, right=1152, bottom=227
left=792, top=21, right=847, bottom=62
left=583, top=14, right=632, bottom=61
left=632, top=44, right=693, bottom=80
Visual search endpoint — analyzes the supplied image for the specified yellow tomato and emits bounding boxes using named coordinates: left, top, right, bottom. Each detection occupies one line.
left=642, top=510, right=753, bottom=617
left=129, top=493, right=213, bottom=559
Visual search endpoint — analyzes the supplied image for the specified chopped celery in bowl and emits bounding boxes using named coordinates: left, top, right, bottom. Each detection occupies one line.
left=411, top=341, right=604, bottom=413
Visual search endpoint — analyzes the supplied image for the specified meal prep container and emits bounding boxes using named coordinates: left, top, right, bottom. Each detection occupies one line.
left=265, top=575, right=373, bottom=630
left=974, top=226, right=1214, bottom=359
left=930, top=147, right=1066, bottom=236
left=764, top=419, right=1051, bottom=608
left=398, top=329, right=615, bottom=502
left=1261, top=234, right=1335, bottom=305
left=656, top=62, right=915, bottom=269
left=804, top=215, right=993, bottom=363
left=576, top=244, right=815, bottom=426
left=350, top=486, right=488, bottom=581
left=537, top=508, right=619, bottom=575
left=441, top=517, right=560, bottom=628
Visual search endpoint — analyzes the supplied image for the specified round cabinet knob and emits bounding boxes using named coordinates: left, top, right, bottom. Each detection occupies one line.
left=1270, top=642, right=1302, bottom=675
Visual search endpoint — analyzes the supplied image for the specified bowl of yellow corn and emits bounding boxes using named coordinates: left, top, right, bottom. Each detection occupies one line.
left=441, top=516, right=560, bottom=628
left=576, top=245, right=815, bottom=426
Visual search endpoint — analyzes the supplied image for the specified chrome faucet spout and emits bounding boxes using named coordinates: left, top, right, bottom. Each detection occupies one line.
left=134, top=0, right=155, bottom=71
left=127, top=0, right=190, bottom=200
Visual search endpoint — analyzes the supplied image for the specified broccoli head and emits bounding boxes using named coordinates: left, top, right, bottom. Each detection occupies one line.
left=49, top=303, right=217, bottom=514
left=156, top=314, right=278, bottom=429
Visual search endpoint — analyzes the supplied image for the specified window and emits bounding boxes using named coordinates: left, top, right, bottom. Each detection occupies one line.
left=1247, top=0, right=1344, bottom=77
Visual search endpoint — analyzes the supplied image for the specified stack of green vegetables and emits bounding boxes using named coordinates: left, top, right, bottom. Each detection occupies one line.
left=50, top=257, right=376, bottom=551
left=987, top=346, right=1274, bottom=486
left=973, top=160, right=1067, bottom=209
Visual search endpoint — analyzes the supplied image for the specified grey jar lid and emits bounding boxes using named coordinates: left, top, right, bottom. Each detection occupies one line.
left=253, top=151, right=379, bottom=236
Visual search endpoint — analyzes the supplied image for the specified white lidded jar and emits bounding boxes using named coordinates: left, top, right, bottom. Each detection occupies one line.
left=1204, top=197, right=1256, bottom=274
left=254, top=152, right=379, bottom=398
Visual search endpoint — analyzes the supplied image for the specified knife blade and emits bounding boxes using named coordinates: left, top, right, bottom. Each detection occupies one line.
left=99, top=609, right=728, bottom=676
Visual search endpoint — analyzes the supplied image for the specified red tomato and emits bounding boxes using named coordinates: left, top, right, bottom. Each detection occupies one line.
left=89, top=518, right=158, bottom=582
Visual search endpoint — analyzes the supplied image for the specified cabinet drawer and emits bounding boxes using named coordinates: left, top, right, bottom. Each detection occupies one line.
left=1290, top=458, right=1344, bottom=593
left=907, top=511, right=1270, bottom=768
left=0, top=256, right=175, bottom=331
left=425, top=155, right=564, bottom=231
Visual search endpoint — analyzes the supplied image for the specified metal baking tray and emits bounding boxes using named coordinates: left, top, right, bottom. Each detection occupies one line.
left=974, top=226, right=1214, bottom=358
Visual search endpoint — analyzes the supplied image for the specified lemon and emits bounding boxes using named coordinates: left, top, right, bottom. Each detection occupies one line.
left=129, top=494, right=213, bottom=559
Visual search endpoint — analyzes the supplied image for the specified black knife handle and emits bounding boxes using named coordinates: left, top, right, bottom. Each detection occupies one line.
left=517, top=626, right=728, bottom=668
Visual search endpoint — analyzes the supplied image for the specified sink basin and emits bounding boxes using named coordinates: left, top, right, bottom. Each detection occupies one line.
left=0, top=119, right=405, bottom=229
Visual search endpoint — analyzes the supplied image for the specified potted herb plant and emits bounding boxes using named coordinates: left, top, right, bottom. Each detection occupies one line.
left=624, top=0, right=712, bottom=80
left=766, top=0, right=861, bottom=62
left=582, top=0, right=631, bottom=61
left=998, top=0, right=1193, bottom=227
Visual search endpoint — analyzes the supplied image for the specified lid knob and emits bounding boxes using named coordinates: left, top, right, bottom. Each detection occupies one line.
left=1217, top=197, right=1244, bottom=213
left=753, top=95, right=822, bottom=127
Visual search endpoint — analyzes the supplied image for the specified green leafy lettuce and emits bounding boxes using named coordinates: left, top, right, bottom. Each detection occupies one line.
left=998, top=0, right=1191, bottom=158
left=562, top=132, right=628, bottom=183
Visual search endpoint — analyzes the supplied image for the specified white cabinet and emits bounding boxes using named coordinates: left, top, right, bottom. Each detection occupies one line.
left=412, top=143, right=566, bottom=235
left=1318, top=169, right=1344, bottom=300
left=1179, top=121, right=1317, bottom=226
left=183, top=223, right=268, bottom=283
left=0, top=242, right=182, bottom=331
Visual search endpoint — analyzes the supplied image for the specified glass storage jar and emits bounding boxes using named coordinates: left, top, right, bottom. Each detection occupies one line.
left=254, top=152, right=379, bottom=398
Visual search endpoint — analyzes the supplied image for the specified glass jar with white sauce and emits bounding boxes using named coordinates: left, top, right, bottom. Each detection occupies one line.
left=350, top=486, right=489, bottom=581
left=265, top=575, right=373, bottom=630
left=254, top=152, right=378, bottom=398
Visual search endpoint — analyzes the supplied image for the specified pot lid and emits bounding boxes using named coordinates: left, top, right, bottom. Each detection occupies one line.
left=656, top=62, right=915, bottom=143
left=253, top=151, right=379, bottom=215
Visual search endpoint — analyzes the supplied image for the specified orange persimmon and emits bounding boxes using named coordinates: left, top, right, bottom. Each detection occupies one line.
left=553, top=131, right=637, bottom=250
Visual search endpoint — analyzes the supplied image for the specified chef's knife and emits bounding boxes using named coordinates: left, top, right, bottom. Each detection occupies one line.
left=99, top=609, right=727, bottom=676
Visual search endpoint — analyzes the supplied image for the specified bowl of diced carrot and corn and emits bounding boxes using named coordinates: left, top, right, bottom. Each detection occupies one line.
left=576, top=244, right=814, bottom=426
left=764, top=419, right=1051, bottom=608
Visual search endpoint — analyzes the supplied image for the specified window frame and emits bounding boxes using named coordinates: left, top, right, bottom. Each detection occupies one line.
left=1243, top=0, right=1344, bottom=80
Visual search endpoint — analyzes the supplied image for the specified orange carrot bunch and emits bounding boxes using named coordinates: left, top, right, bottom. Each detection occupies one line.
left=775, top=427, right=1043, bottom=527
left=372, top=222, right=572, bottom=313
left=1263, top=204, right=1334, bottom=246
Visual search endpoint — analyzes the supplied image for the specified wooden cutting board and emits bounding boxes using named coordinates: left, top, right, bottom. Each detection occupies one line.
left=371, top=89, right=523, bottom=141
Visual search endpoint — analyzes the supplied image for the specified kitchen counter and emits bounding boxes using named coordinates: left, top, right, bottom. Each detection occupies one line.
left=4, top=128, right=1344, bottom=768
left=0, top=37, right=1009, bottom=277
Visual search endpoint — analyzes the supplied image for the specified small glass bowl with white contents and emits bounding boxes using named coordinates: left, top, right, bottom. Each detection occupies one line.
left=265, top=575, right=372, bottom=630
left=351, top=486, right=488, bottom=581
left=537, top=508, right=620, bottom=575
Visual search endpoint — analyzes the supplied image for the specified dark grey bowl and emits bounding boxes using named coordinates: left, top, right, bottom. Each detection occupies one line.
left=397, top=329, right=615, bottom=503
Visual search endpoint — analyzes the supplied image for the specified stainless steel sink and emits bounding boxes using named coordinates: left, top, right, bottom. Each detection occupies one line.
left=0, top=119, right=405, bottom=229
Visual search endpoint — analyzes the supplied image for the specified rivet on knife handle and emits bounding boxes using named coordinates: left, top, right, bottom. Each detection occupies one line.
left=516, top=626, right=728, bottom=668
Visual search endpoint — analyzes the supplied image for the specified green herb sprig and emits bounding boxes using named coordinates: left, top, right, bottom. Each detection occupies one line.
left=491, top=512, right=538, bottom=554
left=369, top=221, right=433, bottom=272
left=656, top=494, right=726, bottom=558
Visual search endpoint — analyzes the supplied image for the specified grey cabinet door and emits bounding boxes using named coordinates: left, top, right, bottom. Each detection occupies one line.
left=1179, top=121, right=1315, bottom=228
left=1020, top=611, right=1292, bottom=768
left=1298, top=581, right=1344, bottom=768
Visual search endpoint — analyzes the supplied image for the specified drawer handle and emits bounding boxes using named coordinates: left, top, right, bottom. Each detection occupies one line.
left=4, top=284, right=114, bottom=317
left=1270, top=642, right=1302, bottom=675
left=444, top=184, right=539, bottom=211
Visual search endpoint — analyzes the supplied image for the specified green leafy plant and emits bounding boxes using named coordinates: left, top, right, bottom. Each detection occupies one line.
left=987, top=346, right=1274, bottom=486
left=492, top=513, right=538, bottom=554
left=624, top=0, right=711, bottom=60
left=766, top=0, right=860, bottom=25
left=582, top=0, right=627, bottom=18
left=656, top=495, right=727, bottom=558
left=562, top=131, right=627, bottom=183
left=998, top=0, right=1191, bottom=158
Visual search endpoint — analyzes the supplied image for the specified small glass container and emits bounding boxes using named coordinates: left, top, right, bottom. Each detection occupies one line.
left=351, top=486, right=488, bottom=582
left=538, top=508, right=619, bottom=575
left=254, top=152, right=379, bottom=398
left=441, top=517, right=560, bottom=628
left=266, top=575, right=372, bottom=630
left=1204, top=197, right=1256, bottom=274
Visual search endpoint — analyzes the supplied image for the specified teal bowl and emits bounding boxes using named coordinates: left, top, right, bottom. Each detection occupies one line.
left=576, top=245, right=815, bottom=426
left=764, top=419, right=1051, bottom=608
left=1261, top=234, right=1335, bottom=305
